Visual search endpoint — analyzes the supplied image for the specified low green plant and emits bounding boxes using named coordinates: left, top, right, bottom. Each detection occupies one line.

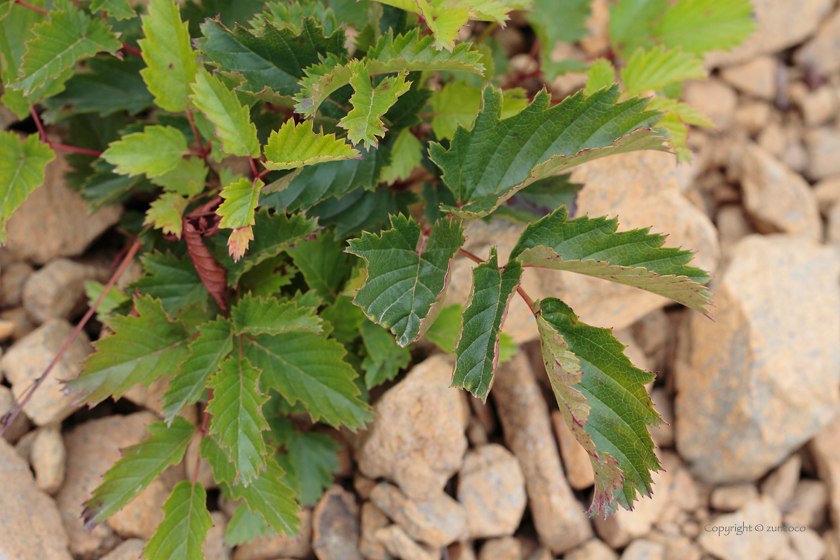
left=0, top=0, right=753, bottom=556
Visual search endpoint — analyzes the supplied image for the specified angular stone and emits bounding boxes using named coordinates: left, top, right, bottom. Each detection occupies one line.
left=716, top=205, right=754, bottom=253
left=0, top=437, right=73, bottom=560
left=232, top=508, right=312, bottom=560
left=312, top=486, right=363, bottom=560
left=359, top=502, right=393, bottom=560
left=372, top=526, right=436, bottom=560
left=796, top=10, right=840, bottom=75
left=720, top=56, right=777, bottom=100
left=829, top=203, right=840, bottom=247
left=785, top=479, right=828, bottom=529
left=0, top=307, right=35, bottom=341
left=698, top=496, right=785, bottom=560
left=705, top=0, right=833, bottom=67
left=0, top=261, right=33, bottom=308
left=0, top=318, right=15, bottom=341
left=370, top=482, right=467, bottom=547
left=814, top=176, right=840, bottom=214
left=809, top=414, right=840, bottom=534
left=107, top=465, right=184, bottom=539
left=805, top=127, right=840, bottom=180
left=3, top=154, right=122, bottom=265
left=492, top=353, right=592, bottom=554
left=448, top=542, right=477, bottom=560
left=760, top=455, right=801, bottom=507
left=1, top=319, right=92, bottom=425
left=550, top=410, right=594, bottom=490
left=478, top=537, right=520, bottom=560
left=99, top=539, right=147, bottom=560
left=30, top=425, right=66, bottom=495
left=56, top=412, right=157, bottom=558
left=23, top=258, right=108, bottom=324
left=356, top=354, right=468, bottom=500
left=204, top=511, right=232, bottom=560
left=798, top=86, right=839, bottom=127
left=649, top=388, right=674, bottom=448
left=563, top=540, right=619, bottom=560
left=739, top=144, right=821, bottom=240
left=735, top=101, right=772, bottom=136
left=790, top=528, right=826, bottom=560
left=675, top=235, right=840, bottom=484
left=711, top=484, right=759, bottom=512
left=457, top=444, right=527, bottom=539
left=683, top=80, right=738, bottom=131
left=621, top=539, right=664, bottom=560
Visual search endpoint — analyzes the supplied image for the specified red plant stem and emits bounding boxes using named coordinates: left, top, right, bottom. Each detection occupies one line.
left=248, top=155, right=260, bottom=178
left=186, top=108, right=205, bottom=154
left=29, top=105, right=47, bottom=143
left=191, top=389, right=213, bottom=484
left=0, top=240, right=143, bottom=438
left=120, top=42, right=143, bottom=58
left=457, top=248, right=537, bottom=313
left=457, top=247, right=484, bottom=264
left=256, top=168, right=271, bottom=179
left=29, top=107, right=104, bottom=157
left=14, top=0, right=48, bottom=14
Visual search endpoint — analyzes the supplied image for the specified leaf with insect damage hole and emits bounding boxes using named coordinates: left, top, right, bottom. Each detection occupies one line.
left=347, top=215, right=466, bottom=347
left=535, top=297, right=662, bottom=517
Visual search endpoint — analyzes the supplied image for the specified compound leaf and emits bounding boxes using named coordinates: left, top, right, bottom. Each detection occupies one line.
left=66, top=295, right=192, bottom=407
left=225, top=502, right=274, bottom=546
left=451, top=248, right=522, bottom=401
left=207, top=355, right=270, bottom=486
left=536, top=297, right=662, bottom=516
left=135, top=252, right=209, bottom=316
left=347, top=215, right=465, bottom=347
left=162, top=317, right=235, bottom=423
left=142, top=481, right=213, bottom=560
left=151, top=157, right=208, bottom=197
left=102, top=125, right=188, bottom=178
left=509, top=206, right=712, bottom=316
left=429, top=85, right=666, bottom=218
left=621, top=45, right=706, bottom=96
left=13, top=5, right=121, bottom=96
left=277, top=426, right=340, bottom=506
left=655, top=0, right=755, bottom=55
left=190, top=68, right=260, bottom=158
left=231, top=293, right=322, bottom=336
left=360, top=320, right=410, bottom=388
left=144, top=193, right=189, bottom=238
left=339, top=65, right=411, bottom=148
left=264, top=119, right=359, bottom=171
left=90, top=0, right=136, bottom=20
left=218, top=177, right=263, bottom=231
left=0, top=132, right=54, bottom=244
left=83, top=417, right=195, bottom=527
left=289, top=231, right=351, bottom=303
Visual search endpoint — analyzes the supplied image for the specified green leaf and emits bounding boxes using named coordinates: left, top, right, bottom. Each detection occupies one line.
left=647, top=97, right=715, bottom=162
left=321, top=295, right=366, bottom=345
left=430, top=82, right=529, bottom=140
left=278, top=427, right=340, bottom=506
left=150, top=157, right=208, bottom=197
left=12, top=5, right=120, bottom=96
left=585, top=59, right=615, bottom=97
left=135, top=252, right=209, bottom=316
left=423, top=303, right=517, bottom=364
left=289, top=231, right=352, bottom=303
left=361, top=320, right=410, bottom=388
left=231, top=293, right=322, bottom=336
left=257, top=0, right=339, bottom=34
left=83, top=417, right=195, bottom=527
left=429, top=85, right=666, bottom=218
left=310, top=186, right=416, bottom=239
left=380, top=129, right=422, bottom=184
left=66, top=295, right=192, bottom=407
left=218, top=177, right=263, bottom=230
left=242, top=332, right=372, bottom=429
left=195, top=17, right=346, bottom=101
left=536, top=297, right=662, bottom=516
left=139, top=0, right=198, bottom=113
left=451, top=248, right=522, bottom=401
left=239, top=256, right=295, bottom=298
left=190, top=68, right=260, bottom=158
left=655, top=0, right=755, bottom=55
left=0, top=132, right=54, bottom=244
left=264, top=119, right=359, bottom=171
left=347, top=215, right=466, bottom=347
left=207, top=355, right=270, bottom=486
left=144, top=193, right=189, bottom=238
left=509, top=206, right=712, bottom=315
left=201, top=436, right=301, bottom=537
left=339, top=65, right=411, bottom=148
left=142, top=481, right=213, bottom=560
left=84, top=281, right=131, bottom=325
left=90, top=0, right=136, bottom=20
left=608, top=0, right=668, bottom=56
left=526, top=0, right=592, bottom=80
left=294, top=28, right=484, bottom=117
left=621, top=46, right=706, bottom=97
left=225, top=502, right=274, bottom=546
left=102, top=125, right=188, bottom=178
left=162, top=317, right=235, bottom=423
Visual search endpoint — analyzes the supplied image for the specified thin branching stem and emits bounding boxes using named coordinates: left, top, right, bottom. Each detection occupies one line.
left=456, top=248, right=537, bottom=313
left=14, top=0, right=48, bottom=14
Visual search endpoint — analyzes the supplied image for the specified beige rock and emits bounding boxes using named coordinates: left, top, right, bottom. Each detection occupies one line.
left=662, top=535, right=703, bottom=560
left=716, top=205, right=754, bottom=252
left=705, top=0, right=833, bottom=68
left=621, top=539, right=664, bottom=560
left=563, top=539, right=619, bottom=560
left=1, top=319, right=92, bottom=425
left=649, top=389, right=674, bottom=448
left=684, top=80, right=738, bottom=131
left=814, top=176, right=840, bottom=214
left=0, top=307, right=35, bottom=341
left=721, top=56, right=777, bottom=100
left=204, top=511, right=232, bottom=560
left=185, top=432, right=215, bottom=490
left=711, top=484, right=759, bottom=512
left=312, top=486, right=363, bottom=560
left=23, top=259, right=108, bottom=323
left=829, top=203, right=840, bottom=246
left=495, top=26, right=526, bottom=56
left=0, top=437, right=73, bottom=560
left=30, top=425, right=65, bottom=494
left=359, top=502, right=393, bottom=560
left=758, top=123, right=787, bottom=158
left=0, top=384, right=31, bottom=443
left=14, top=427, right=38, bottom=460
left=107, top=465, right=184, bottom=539
left=457, top=444, right=527, bottom=538
left=790, top=528, right=826, bottom=560
left=466, top=417, right=488, bottom=447
left=0, top=261, right=33, bottom=307
left=698, top=496, right=785, bottom=560
left=370, top=482, right=467, bottom=547
left=551, top=410, right=594, bottom=490
left=0, top=318, right=14, bottom=341
left=760, top=455, right=801, bottom=507
left=809, top=414, right=840, bottom=534
left=99, top=538, right=147, bottom=560
left=56, top=412, right=157, bottom=558
left=372, top=526, right=436, bottom=560
left=739, top=144, right=821, bottom=240
left=448, top=542, right=477, bottom=560
left=784, top=479, right=828, bottom=529
left=478, top=537, right=520, bottom=560
left=796, top=10, right=840, bottom=75
left=675, top=235, right=840, bottom=484
left=232, top=508, right=313, bottom=560
left=735, top=101, right=772, bottom=136
left=805, top=127, right=840, bottom=180
left=492, top=353, right=592, bottom=554
left=356, top=354, right=468, bottom=500
left=800, top=86, right=839, bottom=126
left=669, top=465, right=700, bottom=513
left=354, top=474, right=377, bottom=501
left=3, top=154, right=122, bottom=265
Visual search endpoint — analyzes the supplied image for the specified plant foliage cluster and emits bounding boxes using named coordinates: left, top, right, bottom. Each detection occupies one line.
left=0, top=0, right=753, bottom=557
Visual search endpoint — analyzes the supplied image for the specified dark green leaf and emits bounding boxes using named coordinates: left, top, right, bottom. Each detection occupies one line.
left=225, top=502, right=274, bottom=546
left=231, top=293, right=322, bottom=336
left=135, top=252, right=210, bottom=316
left=289, top=231, right=352, bottom=303
left=361, top=320, right=410, bottom=388
left=142, top=481, right=213, bottom=560
left=309, top=186, right=416, bottom=239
